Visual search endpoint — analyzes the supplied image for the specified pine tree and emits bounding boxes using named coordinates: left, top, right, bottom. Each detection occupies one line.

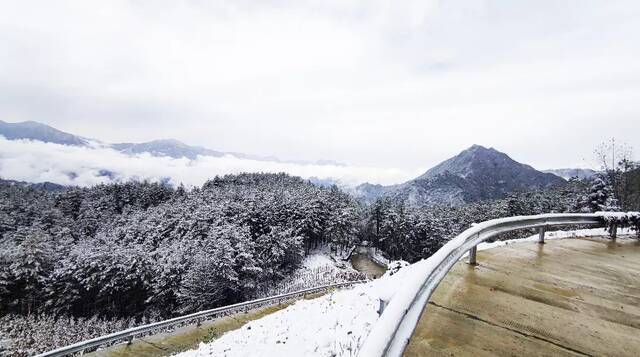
left=582, top=176, right=620, bottom=212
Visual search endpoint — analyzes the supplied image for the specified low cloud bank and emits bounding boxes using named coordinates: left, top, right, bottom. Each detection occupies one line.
left=0, top=138, right=415, bottom=187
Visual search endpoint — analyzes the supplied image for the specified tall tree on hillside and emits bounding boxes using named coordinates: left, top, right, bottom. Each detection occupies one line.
left=625, top=168, right=640, bottom=211
left=178, top=234, right=238, bottom=312
left=582, top=175, right=619, bottom=212
left=595, top=138, right=635, bottom=210
left=4, top=228, right=56, bottom=315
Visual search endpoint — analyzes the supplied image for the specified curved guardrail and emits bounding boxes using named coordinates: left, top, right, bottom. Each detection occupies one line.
left=36, top=280, right=366, bottom=357
left=357, top=212, right=622, bottom=357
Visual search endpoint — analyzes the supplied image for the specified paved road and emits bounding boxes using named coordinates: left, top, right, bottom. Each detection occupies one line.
left=351, top=254, right=387, bottom=279
left=405, top=236, right=640, bottom=357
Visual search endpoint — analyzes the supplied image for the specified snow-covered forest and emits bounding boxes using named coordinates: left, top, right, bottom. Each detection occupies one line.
left=0, top=174, right=361, bottom=317
left=360, top=178, right=592, bottom=262
left=0, top=171, right=630, bottom=355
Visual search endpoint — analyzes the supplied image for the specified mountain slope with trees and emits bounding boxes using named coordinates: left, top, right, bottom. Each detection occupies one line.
left=356, top=145, right=565, bottom=206
left=0, top=173, right=360, bottom=321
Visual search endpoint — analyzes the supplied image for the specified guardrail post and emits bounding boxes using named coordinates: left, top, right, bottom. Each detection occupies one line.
left=538, top=226, right=546, bottom=244
left=610, top=222, right=618, bottom=239
left=127, top=336, right=133, bottom=345
left=468, top=246, right=477, bottom=265
left=377, top=299, right=387, bottom=316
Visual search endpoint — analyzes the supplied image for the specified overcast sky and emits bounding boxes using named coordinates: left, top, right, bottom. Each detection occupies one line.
left=1, top=0, right=639, bottom=174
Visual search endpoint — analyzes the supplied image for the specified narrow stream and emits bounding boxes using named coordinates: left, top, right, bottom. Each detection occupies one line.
left=351, top=254, right=387, bottom=279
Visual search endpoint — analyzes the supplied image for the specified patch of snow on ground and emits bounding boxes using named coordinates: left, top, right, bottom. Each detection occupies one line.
left=175, top=282, right=380, bottom=357
left=255, top=250, right=363, bottom=299
left=176, top=258, right=414, bottom=357
left=302, top=253, right=339, bottom=270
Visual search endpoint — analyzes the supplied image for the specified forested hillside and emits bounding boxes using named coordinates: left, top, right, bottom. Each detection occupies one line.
left=0, top=172, right=593, bottom=317
left=360, top=179, right=589, bottom=262
left=355, top=145, right=566, bottom=206
left=0, top=173, right=361, bottom=321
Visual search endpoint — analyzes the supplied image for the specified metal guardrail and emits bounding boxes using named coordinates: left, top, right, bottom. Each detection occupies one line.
left=36, top=280, right=366, bottom=357
left=357, top=212, right=614, bottom=357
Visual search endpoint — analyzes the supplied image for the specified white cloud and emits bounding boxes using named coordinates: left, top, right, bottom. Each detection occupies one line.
left=0, top=138, right=417, bottom=187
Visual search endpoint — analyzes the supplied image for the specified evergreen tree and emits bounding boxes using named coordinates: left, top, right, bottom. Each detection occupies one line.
left=582, top=175, right=619, bottom=212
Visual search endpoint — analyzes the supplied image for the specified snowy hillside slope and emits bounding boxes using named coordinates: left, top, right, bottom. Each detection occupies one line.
left=176, top=227, right=627, bottom=357
left=254, top=252, right=364, bottom=298
left=175, top=283, right=380, bottom=357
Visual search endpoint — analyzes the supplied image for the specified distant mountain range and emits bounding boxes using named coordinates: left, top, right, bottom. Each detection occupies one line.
left=355, top=145, right=567, bottom=206
left=0, top=120, right=344, bottom=166
left=111, top=139, right=225, bottom=160
left=1, top=120, right=587, bottom=205
left=0, top=178, right=66, bottom=191
left=0, top=120, right=91, bottom=146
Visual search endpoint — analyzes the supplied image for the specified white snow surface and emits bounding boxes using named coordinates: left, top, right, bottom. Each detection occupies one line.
left=176, top=225, right=633, bottom=357
left=254, top=249, right=360, bottom=299
left=301, top=253, right=339, bottom=270
left=175, top=282, right=380, bottom=357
